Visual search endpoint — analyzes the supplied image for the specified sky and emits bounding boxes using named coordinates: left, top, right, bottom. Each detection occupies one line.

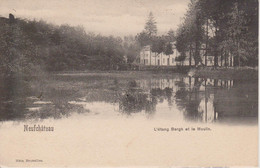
left=0, top=0, right=190, bottom=36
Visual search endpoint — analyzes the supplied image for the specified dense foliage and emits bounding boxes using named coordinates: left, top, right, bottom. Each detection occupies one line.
left=0, top=16, right=131, bottom=75
left=176, top=0, right=258, bottom=67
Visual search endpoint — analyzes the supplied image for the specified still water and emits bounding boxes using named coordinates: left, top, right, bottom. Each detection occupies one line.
left=0, top=72, right=258, bottom=125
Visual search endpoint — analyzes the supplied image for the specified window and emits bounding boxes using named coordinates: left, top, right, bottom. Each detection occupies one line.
left=163, top=58, right=165, bottom=64
left=172, top=58, right=174, bottom=63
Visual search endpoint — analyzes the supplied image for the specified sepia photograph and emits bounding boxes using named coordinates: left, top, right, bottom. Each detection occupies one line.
left=0, top=0, right=258, bottom=167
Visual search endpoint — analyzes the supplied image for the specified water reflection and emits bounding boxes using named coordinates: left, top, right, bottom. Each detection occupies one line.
left=119, top=80, right=156, bottom=115
left=0, top=73, right=258, bottom=124
left=0, top=76, right=29, bottom=121
left=0, top=75, right=89, bottom=121
left=136, top=77, right=257, bottom=124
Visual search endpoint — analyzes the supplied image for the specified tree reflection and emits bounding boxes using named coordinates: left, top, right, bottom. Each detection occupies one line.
left=175, top=77, right=204, bottom=122
left=119, top=79, right=175, bottom=116
left=214, top=79, right=258, bottom=121
left=150, top=87, right=173, bottom=106
left=0, top=75, right=29, bottom=121
left=119, top=80, right=156, bottom=115
left=174, top=76, right=258, bottom=123
left=0, top=75, right=90, bottom=121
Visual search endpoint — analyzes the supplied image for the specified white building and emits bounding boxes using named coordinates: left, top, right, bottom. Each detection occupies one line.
left=138, top=44, right=234, bottom=67
left=139, top=45, right=194, bottom=66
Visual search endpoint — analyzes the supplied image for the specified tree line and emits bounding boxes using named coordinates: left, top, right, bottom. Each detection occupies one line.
left=175, top=0, right=258, bottom=67
left=0, top=16, right=141, bottom=76
left=0, top=12, right=177, bottom=76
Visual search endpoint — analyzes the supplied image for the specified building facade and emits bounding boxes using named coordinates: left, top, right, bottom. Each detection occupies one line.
left=138, top=44, right=234, bottom=67
left=139, top=45, right=195, bottom=66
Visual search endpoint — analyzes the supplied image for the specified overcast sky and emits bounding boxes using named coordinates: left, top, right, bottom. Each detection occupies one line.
left=0, top=0, right=190, bottom=36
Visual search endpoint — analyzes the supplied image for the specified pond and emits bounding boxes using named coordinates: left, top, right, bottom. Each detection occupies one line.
left=0, top=71, right=257, bottom=125
left=0, top=71, right=258, bottom=166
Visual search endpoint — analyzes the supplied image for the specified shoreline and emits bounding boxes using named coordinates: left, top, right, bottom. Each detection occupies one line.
left=191, top=67, right=258, bottom=81
left=0, top=66, right=258, bottom=81
left=54, top=66, right=258, bottom=81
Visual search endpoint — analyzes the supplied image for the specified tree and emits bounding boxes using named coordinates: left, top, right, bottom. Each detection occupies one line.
left=164, top=42, right=174, bottom=65
left=144, top=12, right=157, bottom=36
left=151, top=36, right=166, bottom=65
left=151, top=37, right=165, bottom=54
left=175, top=0, right=205, bottom=67
left=189, top=0, right=204, bottom=66
left=123, top=35, right=141, bottom=64
left=135, top=12, right=158, bottom=66
left=164, top=43, right=173, bottom=56
left=175, top=52, right=186, bottom=66
left=167, top=29, right=175, bottom=42
left=135, top=31, right=152, bottom=47
left=176, top=25, right=189, bottom=55
left=225, top=0, right=258, bottom=66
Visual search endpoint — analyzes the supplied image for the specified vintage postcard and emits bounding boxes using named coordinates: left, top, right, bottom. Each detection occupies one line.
left=0, top=0, right=258, bottom=167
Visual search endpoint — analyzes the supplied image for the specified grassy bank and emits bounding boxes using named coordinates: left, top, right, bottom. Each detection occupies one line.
left=57, top=66, right=258, bottom=81
left=54, top=70, right=186, bottom=79
left=191, top=67, right=258, bottom=81
left=1, top=66, right=257, bottom=82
